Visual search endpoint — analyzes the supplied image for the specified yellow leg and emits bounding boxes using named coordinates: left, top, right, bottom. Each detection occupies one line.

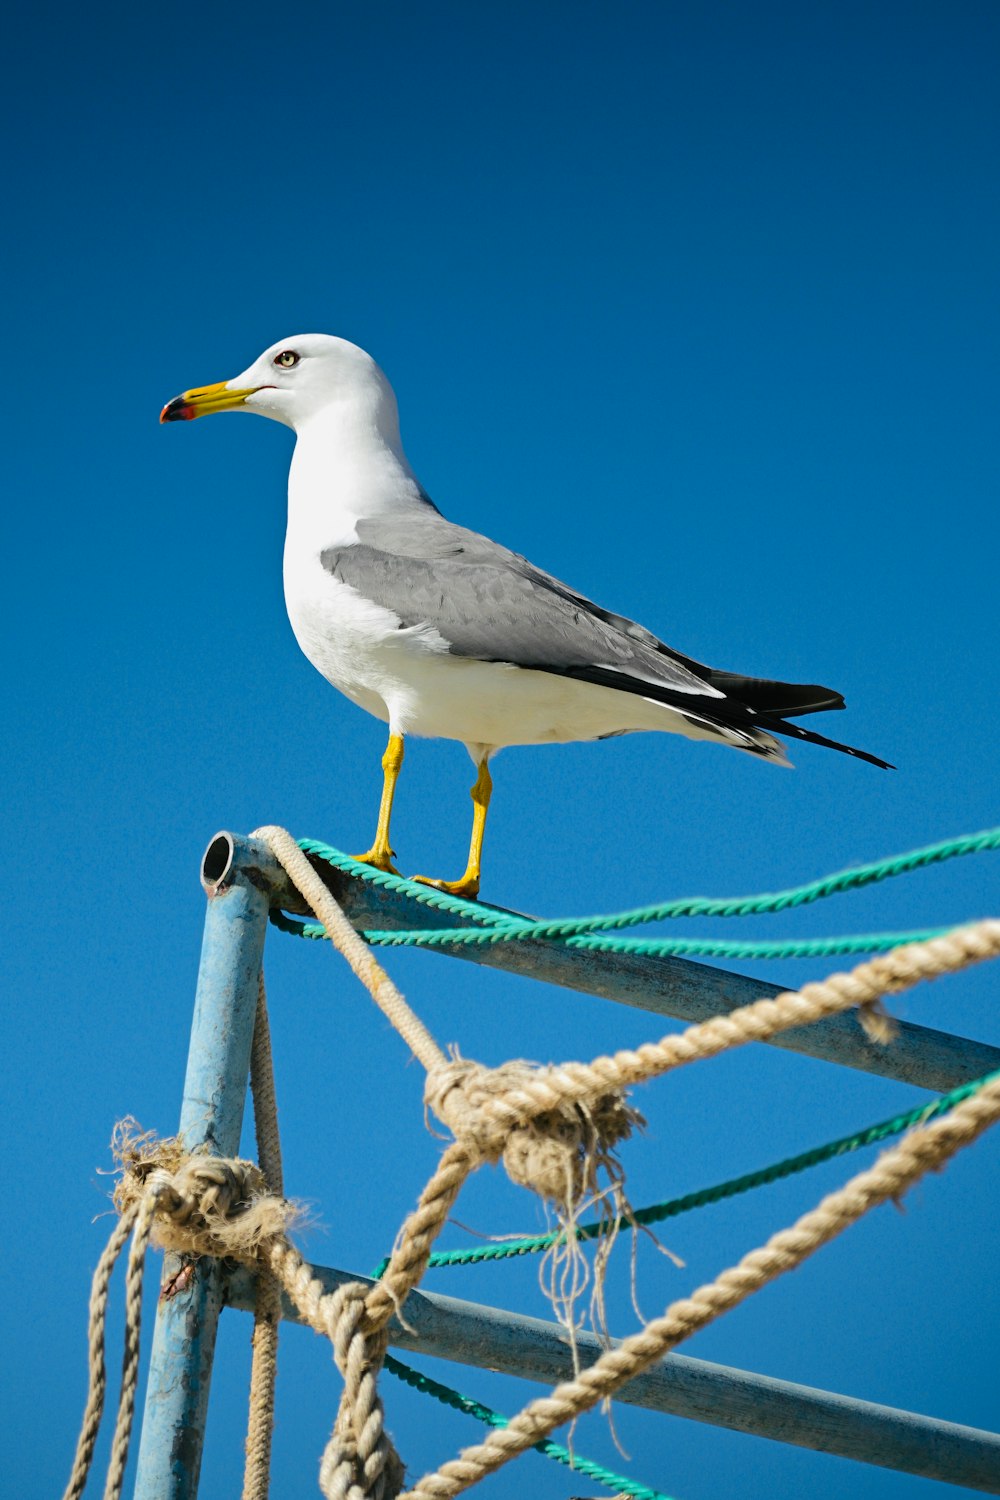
left=352, top=732, right=404, bottom=874
left=412, top=759, right=492, bottom=900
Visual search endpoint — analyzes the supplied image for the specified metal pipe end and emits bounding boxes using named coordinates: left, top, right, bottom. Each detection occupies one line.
left=202, top=832, right=236, bottom=895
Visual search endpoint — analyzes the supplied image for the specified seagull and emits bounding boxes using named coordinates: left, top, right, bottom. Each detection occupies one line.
left=161, top=335, right=891, bottom=898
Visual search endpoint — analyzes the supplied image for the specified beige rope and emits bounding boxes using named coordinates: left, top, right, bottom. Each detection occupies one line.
left=260, top=1144, right=479, bottom=1498
left=318, top=1301, right=400, bottom=1500
left=363, top=1142, right=479, bottom=1332
left=113, top=1140, right=284, bottom=1260
left=426, top=922, right=1000, bottom=1149
left=402, top=1070, right=1000, bottom=1500
left=102, top=1188, right=160, bottom=1500
left=250, top=970, right=285, bottom=1222
left=260, top=916, right=998, bottom=1496
left=255, top=826, right=446, bottom=1072
left=425, top=1057, right=641, bottom=1209
left=243, top=971, right=285, bottom=1500
left=62, top=1205, right=140, bottom=1500
left=260, top=1243, right=405, bottom=1499
left=63, top=1130, right=298, bottom=1500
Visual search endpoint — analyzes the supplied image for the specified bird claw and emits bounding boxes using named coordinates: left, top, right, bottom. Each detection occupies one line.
left=350, top=848, right=402, bottom=877
left=410, top=872, right=481, bottom=901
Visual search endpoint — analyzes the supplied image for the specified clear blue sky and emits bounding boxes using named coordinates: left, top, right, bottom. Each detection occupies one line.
left=4, top=4, right=999, bottom=1497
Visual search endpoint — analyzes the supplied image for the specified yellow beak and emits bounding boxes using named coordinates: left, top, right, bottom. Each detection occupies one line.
left=159, top=380, right=262, bottom=423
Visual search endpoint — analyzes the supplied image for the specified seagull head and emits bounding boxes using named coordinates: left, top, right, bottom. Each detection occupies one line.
left=159, top=334, right=398, bottom=435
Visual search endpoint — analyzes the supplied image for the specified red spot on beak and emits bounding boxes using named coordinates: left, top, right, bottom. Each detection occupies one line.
left=160, top=398, right=196, bottom=423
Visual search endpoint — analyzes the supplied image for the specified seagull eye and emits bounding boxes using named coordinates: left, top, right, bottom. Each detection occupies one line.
left=274, top=350, right=299, bottom=369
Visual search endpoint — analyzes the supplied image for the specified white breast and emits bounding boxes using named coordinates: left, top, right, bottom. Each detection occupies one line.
left=283, top=544, right=475, bottom=730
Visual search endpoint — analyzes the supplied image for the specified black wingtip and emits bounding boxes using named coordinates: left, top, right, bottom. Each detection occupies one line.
left=705, top=673, right=846, bottom=718
left=763, top=716, right=895, bottom=769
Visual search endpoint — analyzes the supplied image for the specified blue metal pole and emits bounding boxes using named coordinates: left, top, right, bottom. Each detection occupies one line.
left=300, top=864, right=1000, bottom=1093
left=133, top=834, right=275, bottom=1500
left=226, top=1264, right=1000, bottom=1491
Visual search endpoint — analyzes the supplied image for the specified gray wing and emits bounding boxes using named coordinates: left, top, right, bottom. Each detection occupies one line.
left=319, top=505, right=884, bottom=763
left=321, top=507, right=722, bottom=700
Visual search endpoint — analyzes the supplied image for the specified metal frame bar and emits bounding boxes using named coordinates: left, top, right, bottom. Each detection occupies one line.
left=225, top=1264, right=1000, bottom=1491
left=270, top=838, right=1000, bottom=1092
left=133, top=837, right=270, bottom=1500
left=130, top=830, right=1000, bottom=1497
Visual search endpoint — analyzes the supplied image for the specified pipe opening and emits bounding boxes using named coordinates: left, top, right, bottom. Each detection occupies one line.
left=202, top=832, right=235, bottom=890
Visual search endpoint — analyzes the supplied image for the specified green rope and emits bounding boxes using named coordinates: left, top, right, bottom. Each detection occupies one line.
left=383, top=1353, right=673, bottom=1500
left=279, top=825, right=999, bottom=956
left=370, top=1066, right=1000, bottom=1278
left=271, top=905, right=958, bottom=960
left=359, top=924, right=957, bottom=959
left=296, top=824, right=1000, bottom=938
left=477, top=824, right=1000, bottom=937
left=297, top=837, right=515, bottom=926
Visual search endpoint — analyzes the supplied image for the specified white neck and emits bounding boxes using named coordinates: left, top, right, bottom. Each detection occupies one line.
left=286, top=396, right=425, bottom=552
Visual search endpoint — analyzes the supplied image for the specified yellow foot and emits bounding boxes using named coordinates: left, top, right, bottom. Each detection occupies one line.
left=350, top=847, right=402, bottom=877
left=410, top=872, right=481, bottom=901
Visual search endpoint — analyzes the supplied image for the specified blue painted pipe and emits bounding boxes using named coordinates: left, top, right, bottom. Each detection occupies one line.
left=269, top=844, right=1000, bottom=1093
left=188, top=830, right=1000, bottom=1093
left=227, top=1264, right=1000, bottom=1492
left=132, top=834, right=273, bottom=1500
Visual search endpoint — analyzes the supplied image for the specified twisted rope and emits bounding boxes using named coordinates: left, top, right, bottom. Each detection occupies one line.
left=362, top=1143, right=480, bottom=1332
left=243, top=972, right=284, bottom=1500
left=101, top=1190, right=159, bottom=1500
left=279, top=912, right=961, bottom=961
left=255, top=826, right=445, bottom=1072
left=372, top=1061, right=1000, bottom=1275
left=425, top=922, right=1000, bottom=1150
left=62, top=1206, right=139, bottom=1500
left=402, top=1071, right=1000, bottom=1500
left=66, top=1130, right=402, bottom=1500
left=291, top=824, right=1000, bottom=938
left=261, top=1242, right=405, bottom=1497
left=67, top=1113, right=473, bottom=1499
left=67, top=825, right=999, bottom=1500
left=320, top=1289, right=400, bottom=1500
left=384, top=1354, right=673, bottom=1500
left=256, top=1138, right=482, bottom=1498
left=257, top=828, right=1000, bottom=1498
left=63, top=1121, right=289, bottom=1500
left=262, top=827, right=640, bottom=1214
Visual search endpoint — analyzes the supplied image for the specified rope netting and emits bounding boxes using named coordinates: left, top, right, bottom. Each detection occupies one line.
left=64, top=823, right=1000, bottom=1500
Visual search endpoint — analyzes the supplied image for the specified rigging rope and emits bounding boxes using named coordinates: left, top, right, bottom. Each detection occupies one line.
left=384, top=1354, right=673, bottom=1500
left=65, top=822, right=1000, bottom=1500
left=294, top=823, right=1000, bottom=933
left=402, top=1071, right=1000, bottom=1500
left=371, top=1062, right=1000, bottom=1276
left=270, top=823, right=1000, bottom=959
left=279, top=912, right=959, bottom=960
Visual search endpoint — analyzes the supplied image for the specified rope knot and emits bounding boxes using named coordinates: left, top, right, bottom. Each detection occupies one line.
left=111, top=1120, right=294, bottom=1259
left=425, top=1056, right=642, bottom=1208
left=317, top=1282, right=405, bottom=1500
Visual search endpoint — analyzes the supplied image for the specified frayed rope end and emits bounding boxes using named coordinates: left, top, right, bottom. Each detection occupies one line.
left=110, top=1118, right=297, bottom=1259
